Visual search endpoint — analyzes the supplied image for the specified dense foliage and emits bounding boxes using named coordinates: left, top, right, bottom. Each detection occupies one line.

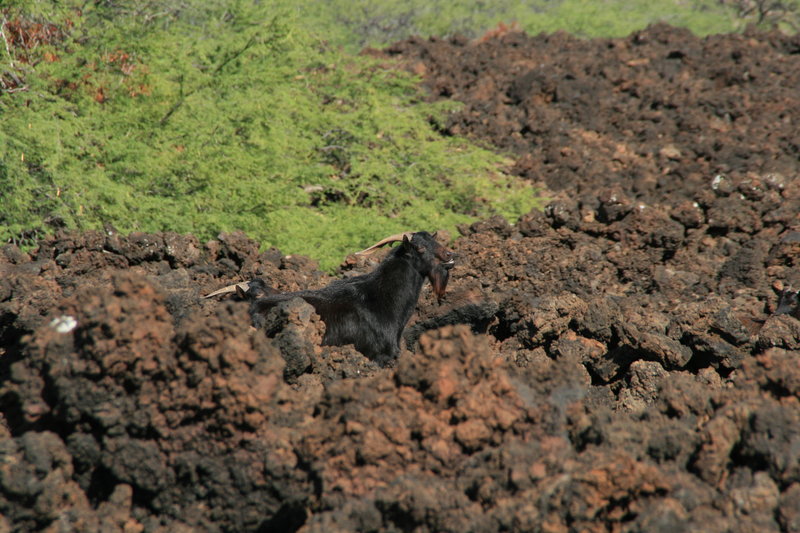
left=1, top=1, right=534, bottom=268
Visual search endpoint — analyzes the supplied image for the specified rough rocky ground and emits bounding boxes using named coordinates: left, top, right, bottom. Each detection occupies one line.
left=2, top=24, right=800, bottom=532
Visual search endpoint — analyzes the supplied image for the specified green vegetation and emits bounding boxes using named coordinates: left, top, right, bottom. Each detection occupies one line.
left=1, top=1, right=536, bottom=268
left=2, top=0, right=796, bottom=268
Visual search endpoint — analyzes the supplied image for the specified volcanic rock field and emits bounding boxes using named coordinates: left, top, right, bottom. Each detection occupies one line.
left=2, top=24, right=800, bottom=532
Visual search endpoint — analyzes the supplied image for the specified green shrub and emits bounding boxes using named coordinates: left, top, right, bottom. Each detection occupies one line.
left=1, top=1, right=539, bottom=268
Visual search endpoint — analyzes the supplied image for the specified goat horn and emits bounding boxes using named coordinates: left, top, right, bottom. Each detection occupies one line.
left=202, top=281, right=251, bottom=299
left=355, top=232, right=415, bottom=255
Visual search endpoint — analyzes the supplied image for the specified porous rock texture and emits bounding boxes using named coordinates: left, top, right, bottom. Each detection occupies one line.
left=2, top=24, right=800, bottom=532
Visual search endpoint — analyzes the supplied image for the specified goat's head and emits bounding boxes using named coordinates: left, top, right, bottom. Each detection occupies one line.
left=358, top=231, right=455, bottom=303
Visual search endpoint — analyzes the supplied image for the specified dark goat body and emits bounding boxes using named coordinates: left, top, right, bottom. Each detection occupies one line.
left=247, top=231, right=454, bottom=359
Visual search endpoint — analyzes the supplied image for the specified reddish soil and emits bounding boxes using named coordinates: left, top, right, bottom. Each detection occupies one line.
left=2, top=24, right=800, bottom=532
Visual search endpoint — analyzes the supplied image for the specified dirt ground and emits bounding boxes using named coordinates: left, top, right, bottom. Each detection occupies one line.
left=2, top=24, right=800, bottom=532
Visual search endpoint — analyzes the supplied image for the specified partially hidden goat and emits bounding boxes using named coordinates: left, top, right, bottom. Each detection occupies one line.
left=204, top=231, right=455, bottom=358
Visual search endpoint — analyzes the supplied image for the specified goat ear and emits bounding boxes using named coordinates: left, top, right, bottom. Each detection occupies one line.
left=403, top=234, right=426, bottom=254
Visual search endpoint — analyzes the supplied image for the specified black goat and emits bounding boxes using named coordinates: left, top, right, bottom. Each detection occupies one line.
left=204, top=231, right=455, bottom=358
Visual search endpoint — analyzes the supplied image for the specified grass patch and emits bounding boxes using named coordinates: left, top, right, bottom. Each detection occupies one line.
left=292, top=0, right=797, bottom=51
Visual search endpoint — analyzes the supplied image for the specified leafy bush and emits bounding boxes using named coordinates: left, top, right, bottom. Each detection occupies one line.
left=1, top=1, right=538, bottom=268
